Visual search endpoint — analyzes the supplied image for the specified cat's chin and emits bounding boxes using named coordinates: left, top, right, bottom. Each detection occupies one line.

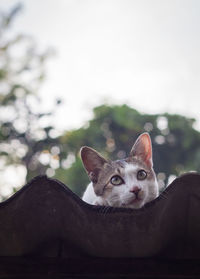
left=122, top=198, right=145, bottom=209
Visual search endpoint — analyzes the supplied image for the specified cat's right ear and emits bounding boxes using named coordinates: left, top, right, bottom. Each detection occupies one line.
left=80, top=146, right=108, bottom=183
left=129, top=133, right=153, bottom=167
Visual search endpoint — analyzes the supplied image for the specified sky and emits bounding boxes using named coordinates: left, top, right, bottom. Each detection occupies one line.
left=1, top=0, right=200, bottom=131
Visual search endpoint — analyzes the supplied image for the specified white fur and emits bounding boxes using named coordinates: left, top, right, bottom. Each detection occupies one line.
left=82, top=182, right=97, bottom=204
left=82, top=162, right=159, bottom=209
left=82, top=182, right=106, bottom=206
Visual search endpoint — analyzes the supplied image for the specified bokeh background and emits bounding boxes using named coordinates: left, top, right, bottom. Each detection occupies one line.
left=1, top=0, right=200, bottom=200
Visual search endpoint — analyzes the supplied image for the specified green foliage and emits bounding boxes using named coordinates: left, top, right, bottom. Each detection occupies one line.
left=57, top=104, right=200, bottom=196
left=55, top=157, right=89, bottom=197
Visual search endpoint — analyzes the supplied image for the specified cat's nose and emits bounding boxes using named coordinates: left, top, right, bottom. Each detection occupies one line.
left=130, top=186, right=141, bottom=195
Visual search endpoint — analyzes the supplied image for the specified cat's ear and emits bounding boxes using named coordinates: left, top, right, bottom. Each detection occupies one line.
left=130, top=133, right=153, bottom=167
left=80, top=146, right=108, bottom=183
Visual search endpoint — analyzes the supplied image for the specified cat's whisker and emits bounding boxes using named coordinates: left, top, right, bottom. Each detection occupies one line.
left=100, top=205, right=110, bottom=216
left=105, top=206, right=111, bottom=215
left=99, top=206, right=105, bottom=214
left=109, top=196, right=119, bottom=203
left=159, top=191, right=168, bottom=200
left=102, top=206, right=108, bottom=215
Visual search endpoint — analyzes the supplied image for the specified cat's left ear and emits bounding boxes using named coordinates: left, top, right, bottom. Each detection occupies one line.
left=80, top=146, right=108, bottom=183
left=129, top=133, right=153, bottom=167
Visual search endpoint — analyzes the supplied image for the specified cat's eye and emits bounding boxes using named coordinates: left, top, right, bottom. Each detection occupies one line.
left=110, top=175, right=124, bottom=186
left=137, top=170, right=147, bottom=180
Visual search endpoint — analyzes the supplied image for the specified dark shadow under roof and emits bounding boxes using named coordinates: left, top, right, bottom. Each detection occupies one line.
left=0, top=173, right=200, bottom=260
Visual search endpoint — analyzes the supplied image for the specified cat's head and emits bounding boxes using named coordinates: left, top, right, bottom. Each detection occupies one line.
left=80, top=133, right=158, bottom=209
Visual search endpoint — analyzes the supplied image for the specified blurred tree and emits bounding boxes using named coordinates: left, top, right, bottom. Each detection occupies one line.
left=0, top=4, right=62, bottom=196
left=56, top=104, right=200, bottom=196
left=1, top=5, right=200, bottom=201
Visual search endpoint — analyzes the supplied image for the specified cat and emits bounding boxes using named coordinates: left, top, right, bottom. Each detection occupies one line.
left=81, top=133, right=159, bottom=209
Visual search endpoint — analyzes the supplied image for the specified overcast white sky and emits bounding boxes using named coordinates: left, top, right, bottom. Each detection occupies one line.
left=2, top=0, right=200, bottom=130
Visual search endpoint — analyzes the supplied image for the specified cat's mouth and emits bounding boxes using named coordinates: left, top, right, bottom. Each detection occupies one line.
left=123, top=197, right=143, bottom=207
left=130, top=197, right=142, bottom=203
